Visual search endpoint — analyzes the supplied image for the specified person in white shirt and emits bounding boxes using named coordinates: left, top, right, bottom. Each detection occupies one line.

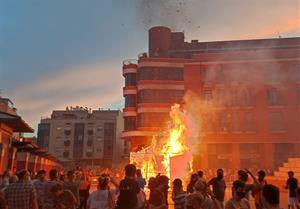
left=87, top=174, right=118, bottom=209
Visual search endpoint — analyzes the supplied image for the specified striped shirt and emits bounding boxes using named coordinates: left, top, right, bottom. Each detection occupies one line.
left=172, top=191, right=187, bottom=209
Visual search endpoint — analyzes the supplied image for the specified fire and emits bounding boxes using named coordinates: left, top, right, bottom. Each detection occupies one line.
left=130, top=103, right=194, bottom=181
left=161, top=104, right=191, bottom=179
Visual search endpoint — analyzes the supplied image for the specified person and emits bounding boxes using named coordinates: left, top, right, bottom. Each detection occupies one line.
left=4, top=169, right=38, bottom=209
left=172, top=179, right=187, bottom=209
left=296, top=187, right=300, bottom=209
left=261, top=184, right=281, bottom=209
left=63, top=171, right=80, bottom=206
left=79, top=174, right=91, bottom=209
left=0, top=190, right=7, bottom=209
left=115, top=164, right=140, bottom=209
left=32, top=170, right=46, bottom=209
left=237, top=170, right=252, bottom=200
left=52, top=184, right=77, bottom=209
left=87, top=174, right=118, bottom=209
left=0, top=170, right=11, bottom=189
left=225, top=180, right=250, bottom=209
left=208, top=169, right=226, bottom=207
left=245, top=169, right=267, bottom=209
left=285, top=171, right=298, bottom=209
left=197, top=170, right=206, bottom=183
left=43, top=169, right=61, bottom=209
left=136, top=169, right=146, bottom=190
left=186, top=179, right=221, bottom=209
left=187, top=173, right=199, bottom=194
left=148, top=175, right=168, bottom=209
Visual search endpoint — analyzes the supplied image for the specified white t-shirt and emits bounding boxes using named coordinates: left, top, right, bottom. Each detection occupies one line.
left=87, top=189, right=116, bottom=209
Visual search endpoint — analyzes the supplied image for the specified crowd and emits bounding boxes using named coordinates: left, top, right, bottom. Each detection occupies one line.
left=0, top=165, right=299, bottom=209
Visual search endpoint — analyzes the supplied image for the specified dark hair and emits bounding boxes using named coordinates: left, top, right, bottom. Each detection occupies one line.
left=49, top=169, right=58, bottom=179
left=262, top=184, right=280, bottom=206
left=232, top=180, right=245, bottom=190
left=197, top=170, right=204, bottom=178
left=239, top=171, right=248, bottom=182
left=125, top=164, right=136, bottom=177
left=136, top=169, right=142, bottom=177
left=148, top=177, right=156, bottom=190
left=288, top=171, right=294, bottom=176
left=258, top=170, right=266, bottom=177
left=173, top=178, right=183, bottom=189
left=189, top=173, right=199, bottom=184
left=51, top=184, right=63, bottom=193
left=37, top=170, right=46, bottom=175
left=16, top=170, right=28, bottom=180
left=156, top=175, right=169, bottom=186
left=98, top=174, right=109, bottom=189
left=217, top=168, right=223, bottom=173
left=67, top=170, right=75, bottom=177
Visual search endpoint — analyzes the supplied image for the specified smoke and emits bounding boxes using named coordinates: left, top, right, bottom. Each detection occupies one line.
left=136, top=0, right=194, bottom=31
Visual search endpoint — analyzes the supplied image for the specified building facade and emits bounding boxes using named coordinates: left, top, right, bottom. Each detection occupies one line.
left=37, top=107, right=129, bottom=168
left=122, top=26, right=300, bottom=170
left=0, top=97, right=60, bottom=174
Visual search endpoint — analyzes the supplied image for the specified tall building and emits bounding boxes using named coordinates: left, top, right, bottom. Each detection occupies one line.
left=37, top=107, right=129, bottom=168
left=122, top=26, right=300, bottom=170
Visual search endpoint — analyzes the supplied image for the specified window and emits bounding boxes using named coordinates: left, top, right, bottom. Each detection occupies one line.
left=87, top=139, right=93, bottom=146
left=205, top=113, right=214, bottom=132
left=231, top=89, right=239, bottom=107
left=96, top=136, right=102, bottom=142
left=218, top=89, right=227, bottom=106
left=63, top=151, right=69, bottom=158
left=267, top=88, right=282, bottom=106
left=244, top=89, right=253, bottom=107
left=201, top=68, right=210, bottom=82
left=86, top=151, right=93, bottom=158
left=124, top=117, right=136, bottom=131
left=219, top=112, right=228, bottom=132
left=137, top=67, right=183, bottom=81
left=138, top=89, right=184, bottom=104
left=125, top=73, right=137, bottom=86
left=216, top=66, right=223, bottom=83
left=64, top=130, right=71, bottom=135
left=204, top=90, right=213, bottom=102
left=269, top=112, right=284, bottom=132
left=232, top=112, right=241, bottom=132
left=87, top=129, right=93, bottom=135
left=125, top=95, right=136, bottom=107
left=244, top=112, right=255, bottom=132
left=64, top=140, right=71, bottom=146
left=137, top=112, right=169, bottom=127
left=96, top=148, right=102, bottom=153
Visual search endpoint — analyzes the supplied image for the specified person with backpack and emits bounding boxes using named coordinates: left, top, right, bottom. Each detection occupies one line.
left=115, top=164, right=140, bottom=209
left=87, top=174, right=118, bottom=209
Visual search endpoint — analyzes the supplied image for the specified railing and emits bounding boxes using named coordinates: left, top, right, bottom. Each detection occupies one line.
left=123, top=59, right=138, bottom=66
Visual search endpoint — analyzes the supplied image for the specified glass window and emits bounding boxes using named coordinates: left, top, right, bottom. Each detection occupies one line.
left=138, top=90, right=184, bottom=104
left=232, top=112, right=241, bottom=132
left=218, top=89, right=227, bottom=106
left=124, top=117, right=136, bottom=131
left=138, top=67, right=183, bottom=81
left=204, top=90, right=213, bottom=102
left=64, top=130, right=71, bottom=135
left=219, top=112, right=228, bottom=132
left=137, top=112, right=169, bottom=127
left=267, top=88, right=282, bottom=106
left=125, top=73, right=136, bottom=86
left=269, top=112, right=284, bottom=132
left=244, top=112, right=255, bottom=132
left=244, top=89, right=253, bottom=106
left=202, top=68, right=210, bottom=82
left=231, top=89, right=239, bottom=106
left=125, top=95, right=136, bottom=107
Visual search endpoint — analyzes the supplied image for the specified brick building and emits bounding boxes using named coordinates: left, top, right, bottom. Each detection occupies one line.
left=122, top=26, right=300, bottom=170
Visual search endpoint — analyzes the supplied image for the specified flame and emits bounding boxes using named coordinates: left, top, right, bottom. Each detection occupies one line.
left=160, top=104, right=192, bottom=179
left=130, top=104, right=194, bottom=181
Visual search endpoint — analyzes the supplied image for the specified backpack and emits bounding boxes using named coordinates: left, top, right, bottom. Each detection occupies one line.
left=116, top=179, right=138, bottom=209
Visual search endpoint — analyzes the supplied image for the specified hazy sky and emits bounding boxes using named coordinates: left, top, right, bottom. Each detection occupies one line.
left=0, top=0, right=299, bottom=133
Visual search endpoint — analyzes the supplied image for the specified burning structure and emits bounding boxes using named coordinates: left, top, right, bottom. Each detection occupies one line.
left=122, top=26, right=300, bottom=173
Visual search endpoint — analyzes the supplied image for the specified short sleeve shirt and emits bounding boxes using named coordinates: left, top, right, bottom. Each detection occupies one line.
left=87, top=189, right=116, bottom=209
left=287, top=177, right=298, bottom=197
left=225, top=197, right=250, bottom=209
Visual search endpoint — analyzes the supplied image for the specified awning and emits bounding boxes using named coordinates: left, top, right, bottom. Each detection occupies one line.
left=0, top=111, right=34, bottom=132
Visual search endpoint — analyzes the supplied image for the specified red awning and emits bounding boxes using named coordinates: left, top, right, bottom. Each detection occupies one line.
left=0, top=111, right=34, bottom=132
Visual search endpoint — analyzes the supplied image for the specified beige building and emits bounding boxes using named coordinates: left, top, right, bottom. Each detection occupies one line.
left=37, top=107, right=129, bottom=168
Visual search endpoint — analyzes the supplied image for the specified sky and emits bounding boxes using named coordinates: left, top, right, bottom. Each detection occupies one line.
left=0, top=0, right=299, bottom=134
